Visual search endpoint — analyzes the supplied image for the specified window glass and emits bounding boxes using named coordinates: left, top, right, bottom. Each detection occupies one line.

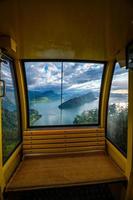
left=25, top=62, right=62, bottom=126
left=24, top=61, right=105, bottom=127
left=1, top=56, right=21, bottom=163
left=107, top=62, right=128, bottom=155
left=62, top=62, right=104, bottom=125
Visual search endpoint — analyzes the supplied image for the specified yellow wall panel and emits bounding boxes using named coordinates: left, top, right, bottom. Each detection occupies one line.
left=0, top=0, right=133, bottom=60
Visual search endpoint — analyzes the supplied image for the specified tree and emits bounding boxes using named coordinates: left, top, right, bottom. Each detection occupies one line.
left=73, top=103, right=128, bottom=154
left=73, top=109, right=98, bottom=124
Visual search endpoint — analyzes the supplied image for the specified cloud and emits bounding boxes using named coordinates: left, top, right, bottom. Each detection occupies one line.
left=25, top=62, right=61, bottom=90
left=1, top=62, right=14, bottom=89
left=111, top=89, right=128, bottom=94
left=24, top=62, right=105, bottom=93
left=24, top=62, right=127, bottom=96
left=112, top=72, right=128, bottom=90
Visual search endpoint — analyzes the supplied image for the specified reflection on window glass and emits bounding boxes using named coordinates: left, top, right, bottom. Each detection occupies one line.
left=1, top=57, right=21, bottom=163
left=107, top=63, right=128, bottom=155
left=24, top=61, right=104, bottom=126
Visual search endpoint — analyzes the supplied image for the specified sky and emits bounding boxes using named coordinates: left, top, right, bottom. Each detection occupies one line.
left=1, top=60, right=16, bottom=105
left=24, top=62, right=105, bottom=95
left=111, top=63, right=128, bottom=94
left=1, top=61, right=128, bottom=97
left=1, top=61, right=14, bottom=89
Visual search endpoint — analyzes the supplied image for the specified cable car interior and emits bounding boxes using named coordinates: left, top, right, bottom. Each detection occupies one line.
left=0, top=0, right=133, bottom=199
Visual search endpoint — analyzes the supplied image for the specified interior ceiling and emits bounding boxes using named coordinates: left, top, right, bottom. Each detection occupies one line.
left=0, top=0, right=133, bottom=60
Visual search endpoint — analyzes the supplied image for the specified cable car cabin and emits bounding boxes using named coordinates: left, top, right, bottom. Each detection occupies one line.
left=0, top=0, right=133, bottom=199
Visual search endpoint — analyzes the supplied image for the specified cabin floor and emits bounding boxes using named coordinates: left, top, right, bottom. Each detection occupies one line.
left=6, top=152, right=126, bottom=192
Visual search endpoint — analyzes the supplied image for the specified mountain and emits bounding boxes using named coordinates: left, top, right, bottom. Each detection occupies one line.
left=29, top=90, right=60, bottom=101
left=110, top=93, right=128, bottom=99
left=58, top=92, right=97, bottom=109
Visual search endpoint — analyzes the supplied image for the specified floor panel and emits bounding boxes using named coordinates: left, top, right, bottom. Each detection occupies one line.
left=6, top=152, right=126, bottom=191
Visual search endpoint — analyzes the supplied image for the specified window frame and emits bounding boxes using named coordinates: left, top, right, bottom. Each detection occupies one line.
left=1, top=53, right=22, bottom=164
left=21, top=59, right=107, bottom=129
left=105, top=61, right=128, bottom=157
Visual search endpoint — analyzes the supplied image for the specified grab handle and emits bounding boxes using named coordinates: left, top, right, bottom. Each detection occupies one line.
left=0, top=80, right=6, bottom=97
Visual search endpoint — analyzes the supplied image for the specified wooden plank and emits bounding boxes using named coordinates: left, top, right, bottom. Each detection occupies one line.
left=23, top=137, right=105, bottom=145
left=66, top=146, right=105, bottom=152
left=64, top=129, right=104, bottom=134
left=66, top=137, right=105, bottom=143
left=23, top=128, right=104, bottom=136
left=23, top=150, right=105, bottom=157
left=23, top=148, right=66, bottom=154
left=23, top=139, right=66, bottom=145
left=23, top=135, right=66, bottom=140
left=65, top=132, right=104, bottom=138
left=23, top=143, right=66, bottom=149
left=23, top=133, right=104, bottom=141
left=66, top=141, right=105, bottom=147
left=23, top=141, right=105, bottom=150
left=23, top=131, right=104, bottom=137
left=23, top=146, right=104, bottom=154
left=23, top=131, right=65, bottom=136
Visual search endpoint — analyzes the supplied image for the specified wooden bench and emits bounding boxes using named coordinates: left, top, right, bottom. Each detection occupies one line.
left=6, top=152, right=126, bottom=191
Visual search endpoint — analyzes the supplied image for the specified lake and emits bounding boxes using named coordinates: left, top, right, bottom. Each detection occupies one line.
left=32, top=99, right=99, bottom=126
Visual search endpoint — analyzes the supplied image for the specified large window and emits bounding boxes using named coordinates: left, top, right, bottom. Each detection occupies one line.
left=107, top=62, right=128, bottom=155
left=1, top=55, right=21, bottom=163
left=23, top=61, right=105, bottom=127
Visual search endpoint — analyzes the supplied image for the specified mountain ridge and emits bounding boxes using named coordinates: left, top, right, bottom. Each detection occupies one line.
left=29, top=90, right=60, bottom=101
left=58, top=92, right=97, bottom=109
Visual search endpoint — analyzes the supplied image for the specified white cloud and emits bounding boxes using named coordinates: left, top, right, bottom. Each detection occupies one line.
left=25, top=62, right=104, bottom=91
